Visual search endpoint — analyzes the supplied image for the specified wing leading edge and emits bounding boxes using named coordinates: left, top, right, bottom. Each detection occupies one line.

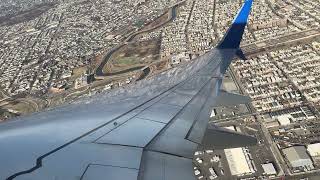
left=0, top=1, right=254, bottom=180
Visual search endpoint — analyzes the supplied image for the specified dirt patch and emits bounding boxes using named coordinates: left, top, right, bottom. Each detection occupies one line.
left=71, top=66, right=87, bottom=78
left=2, top=100, right=35, bottom=114
left=104, top=39, right=161, bottom=74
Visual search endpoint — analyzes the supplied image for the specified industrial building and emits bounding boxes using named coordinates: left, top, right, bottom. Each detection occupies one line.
left=307, top=143, right=320, bottom=156
left=262, top=163, right=277, bottom=176
left=224, top=147, right=255, bottom=176
left=276, top=114, right=292, bottom=126
left=224, top=126, right=256, bottom=176
left=282, top=146, right=314, bottom=171
left=307, top=143, right=320, bottom=162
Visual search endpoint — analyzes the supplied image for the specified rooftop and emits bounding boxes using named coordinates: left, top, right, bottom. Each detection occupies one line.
left=307, top=143, right=320, bottom=157
left=283, top=146, right=310, bottom=161
left=262, top=163, right=277, bottom=175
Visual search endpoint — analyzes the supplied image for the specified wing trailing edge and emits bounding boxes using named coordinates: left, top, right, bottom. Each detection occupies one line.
left=201, top=125, right=257, bottom=149
left=213, top=90, right=251, bottom=107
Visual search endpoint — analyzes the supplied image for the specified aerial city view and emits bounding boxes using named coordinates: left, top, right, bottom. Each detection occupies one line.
left=0, top=0, right=320, bottom=179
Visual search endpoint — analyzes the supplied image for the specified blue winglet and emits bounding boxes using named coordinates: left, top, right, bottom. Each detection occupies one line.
left=217, top=0, right=253, bottom=49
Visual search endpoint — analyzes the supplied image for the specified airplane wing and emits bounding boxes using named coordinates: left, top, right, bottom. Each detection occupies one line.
left=0, top=0, right=254, bottom=179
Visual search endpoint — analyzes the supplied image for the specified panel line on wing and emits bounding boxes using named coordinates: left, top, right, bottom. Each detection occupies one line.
left=134, top=117, right=168, bottom=124
left=81, top=163, right=139, bottom=180
left=88, top=163, right=140, bottom=170
left=94, top=142, right=143, bottom=148
left=184, top=79, right=218, bottom=140
left=144, top=76, right=214, bottom=149
left=89, top=54, right=223, bottom=144
left=6, top=76, right=187, bottom=180
left=92, top=62, right=220, bottom=148
left=146, top=149, right=194, bottom=160
left=158, top=102, right=183, bottom=108
left=95, top=117, right=166, bottom=147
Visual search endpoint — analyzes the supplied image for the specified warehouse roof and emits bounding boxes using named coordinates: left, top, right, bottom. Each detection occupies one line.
left=307, top=143, right=320, bottom=157
left=262, top=163, right=277, bottom=175
left=224, top=147, right=253, bottom=176
left=282, top=146, right=310, bottom=161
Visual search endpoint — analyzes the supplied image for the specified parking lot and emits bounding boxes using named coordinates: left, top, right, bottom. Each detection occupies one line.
left=193, top=119, right=280, bottom=180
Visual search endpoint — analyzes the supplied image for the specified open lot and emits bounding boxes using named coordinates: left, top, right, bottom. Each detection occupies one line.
left=103, top=39, right=161, bottom=76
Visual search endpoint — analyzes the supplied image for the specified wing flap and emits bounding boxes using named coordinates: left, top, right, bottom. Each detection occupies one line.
left=82, top=164, right=139, bottom=180
left=12, top=143, right=142, bottom=180
left=213, top=90, right=251, bottom=107
left=146, top=77, right=220, bottom=158
left=137, top=103, right=182, bottom=124
left=201, top=125, right=257, bottom=149
left=138, top=151, right=194, bottom=180
left=95, top=117, right=166, bottom=147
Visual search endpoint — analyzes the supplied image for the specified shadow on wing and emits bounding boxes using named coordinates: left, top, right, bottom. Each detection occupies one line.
left=201, top=124, right=257, bottom=149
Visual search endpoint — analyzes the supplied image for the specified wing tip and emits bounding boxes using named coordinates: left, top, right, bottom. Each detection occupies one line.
left=217, top=0, right=254, bottom=49
left=233, top=0, right=254, bottom=24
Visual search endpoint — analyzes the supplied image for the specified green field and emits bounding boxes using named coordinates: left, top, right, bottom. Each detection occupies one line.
left=115, top=57, right=140, bottom=66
